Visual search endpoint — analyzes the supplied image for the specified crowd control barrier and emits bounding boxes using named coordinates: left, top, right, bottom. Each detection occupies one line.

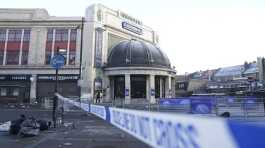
left=56, top=93, right=265, bottom=148
left=159, top=97, right=265, bottom=117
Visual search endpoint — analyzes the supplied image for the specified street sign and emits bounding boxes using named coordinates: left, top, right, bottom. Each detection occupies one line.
left=51, top=54, right=65, bottom=69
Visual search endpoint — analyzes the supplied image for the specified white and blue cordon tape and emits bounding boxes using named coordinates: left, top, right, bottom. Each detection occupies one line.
left=56, top=94, right=265, bottom=148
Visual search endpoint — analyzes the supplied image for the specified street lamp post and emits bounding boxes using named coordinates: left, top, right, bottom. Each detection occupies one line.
left=78, top=17, right=84, bottom=98
left=52, top=47, right=66, bottom=128
left=52, top=47, right=59, bottom=128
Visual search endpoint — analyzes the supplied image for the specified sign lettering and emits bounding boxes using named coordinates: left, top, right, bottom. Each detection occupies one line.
left=122, top=22, right=143, bottom=35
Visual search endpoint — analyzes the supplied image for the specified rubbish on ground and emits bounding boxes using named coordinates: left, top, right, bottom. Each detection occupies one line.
left=9, top=114, right=26, bottom=135
left=0, top=121, right=11, bottom=132
left=7, top=114, right=52, bottom=137
left=18, top=117, right=40, bottom=137
left=37, top=120, right=51, bottom=131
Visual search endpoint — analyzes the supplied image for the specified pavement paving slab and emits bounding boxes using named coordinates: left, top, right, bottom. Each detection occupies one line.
left=0, top=108, right=150, bottom=148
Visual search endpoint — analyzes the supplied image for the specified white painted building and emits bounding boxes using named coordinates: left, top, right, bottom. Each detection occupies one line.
left=0, top=4, right=176, bottom=104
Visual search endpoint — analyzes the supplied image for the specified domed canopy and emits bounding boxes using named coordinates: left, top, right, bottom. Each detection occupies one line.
left=107, top=40, right=171, bottom=68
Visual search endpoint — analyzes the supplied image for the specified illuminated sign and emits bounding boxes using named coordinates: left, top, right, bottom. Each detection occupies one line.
left=122, top=22, right=143, bottom=35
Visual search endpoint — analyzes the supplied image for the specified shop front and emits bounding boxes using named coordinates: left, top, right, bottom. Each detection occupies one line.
left=0, top=75, right=31, bottom=103
left=36, top=74, right=79, bottom=100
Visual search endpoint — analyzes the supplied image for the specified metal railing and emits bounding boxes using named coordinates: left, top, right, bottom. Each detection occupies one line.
left=90, top=97, right=265, bottom=119
left=5, top=96, right=263, bottom=120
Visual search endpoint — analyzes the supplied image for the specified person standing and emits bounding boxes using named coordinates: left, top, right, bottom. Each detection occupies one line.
left=96, top=91, right=100, bottom=103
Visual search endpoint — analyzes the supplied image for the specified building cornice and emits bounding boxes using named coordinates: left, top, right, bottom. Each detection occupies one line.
left=104, top=66, right=176, bottom=76
left=0, top=65, right=79, bottom=70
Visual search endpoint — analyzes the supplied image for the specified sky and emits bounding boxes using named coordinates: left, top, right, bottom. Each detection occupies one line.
left=2, top=0, right=265, bottom=74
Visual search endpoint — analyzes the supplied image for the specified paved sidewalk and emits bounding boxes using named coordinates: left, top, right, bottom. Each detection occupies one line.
left=0, top=109, right=150, bottom=148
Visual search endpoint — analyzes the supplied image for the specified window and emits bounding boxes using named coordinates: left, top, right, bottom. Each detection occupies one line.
left=0, top=51, right=4, bottom=65
left=70, top=29, right=77, bottom=41
left=23, top=29, right=31, bottom=41
left=22, top=30, right=30, bottom=65
left=6, top=51, right=20, bottom=65
left=21, top=52, right=28, bottom=65
left=179, top=83, right=185, bottom=89
left=47, top=29, right=54, bottom=41
left=8, top=30, right=22, bottom=41
left=69, top=51, right=75, bottom=65
left=13, top=88, right=19, bottom=96
left=55, top=29, right=68, bottom=41
left=94, top=29, right=103, bottom=68
left=0, top=29, right=6, bottom=42
left=45, top=51, right=52, bottom=65
left=45, top=29, right=54, bottom=65
left=68, top=29, right=77, bottom=65
left=0, top=88, right=7, bottom=96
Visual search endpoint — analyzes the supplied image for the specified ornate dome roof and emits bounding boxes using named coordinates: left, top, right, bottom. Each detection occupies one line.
left=107, top=40, right=171, bottom=68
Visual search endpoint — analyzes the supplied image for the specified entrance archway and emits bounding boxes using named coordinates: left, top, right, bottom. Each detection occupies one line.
left=131, top=75, right=146, bottom=99
left=113, top=76, right=125, bottom=99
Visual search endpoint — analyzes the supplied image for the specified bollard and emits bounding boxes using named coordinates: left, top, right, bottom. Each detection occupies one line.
left=61, top=101, right=64, bottom=125
left=52, top=95, right=58, bottom=128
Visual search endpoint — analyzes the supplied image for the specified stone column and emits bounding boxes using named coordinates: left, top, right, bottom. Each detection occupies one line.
left=110, top=77, right=114, bottom=101
left=171, top=77, right=176, bottom=98
left=165, top=76, right=172, bottom=98
left=146, top=75, right=150, bottom=101
left=149, top=75, right=156, bottom=104
left=125, top=74, right=131, bottom=104
left=30, top=74, right=37, bottom=104
left=28, top=27, right=47, bottom=65
left=66, top=29, right=71, bottom=65
left=104, top=76, right=111, bottom=102
left=3, top=29, right=8, bottom=65
left=18, top=29, right=24, bottom=65
left=75, top=28, right=81, bottom=66
left=160, top=78, right=163, bottom=98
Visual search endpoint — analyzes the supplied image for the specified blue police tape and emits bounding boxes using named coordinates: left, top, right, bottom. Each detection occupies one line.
left=56, top=94, right=265, bottom=148
left=109, top=108, right=265, bottom=148
left=90, top=104, right=107, bottom=120
left=80, top=103, right=90, bottom=112
left=109, top=108, right=239, bottom=148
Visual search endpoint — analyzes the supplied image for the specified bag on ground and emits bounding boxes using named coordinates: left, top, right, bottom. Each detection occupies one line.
left=19, top=117, right=40, bottom=137
left=9, top=115, right=26, bottom=135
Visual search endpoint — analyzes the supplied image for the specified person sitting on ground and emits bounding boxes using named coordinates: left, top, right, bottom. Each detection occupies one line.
left=9, top=114, right=26, bottom=135
left=18, top=116, right=40, bottom=137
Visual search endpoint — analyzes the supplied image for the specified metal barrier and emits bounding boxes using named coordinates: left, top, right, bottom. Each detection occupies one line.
left=92, top=97, right=265, bottom=119
left=54, top=97, right=265, bottom=125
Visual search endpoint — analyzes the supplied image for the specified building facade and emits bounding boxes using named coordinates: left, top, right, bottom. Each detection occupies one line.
left=178, top=59, right=262, bottom=96
left=80, top=4, right=175, bottom=103
left=0, top=4, right=176, bottom=104
left=0, top=9, right=82, bottom=103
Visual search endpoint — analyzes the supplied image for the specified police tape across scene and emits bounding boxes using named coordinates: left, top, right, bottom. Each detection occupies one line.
left=56, top=94, right=265, bottom=148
